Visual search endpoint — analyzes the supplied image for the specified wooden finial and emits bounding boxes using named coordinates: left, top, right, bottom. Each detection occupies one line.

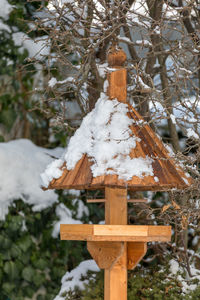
left=107, top=46, right=127, bottom=103
left=107, top=47, right=126, bottom=67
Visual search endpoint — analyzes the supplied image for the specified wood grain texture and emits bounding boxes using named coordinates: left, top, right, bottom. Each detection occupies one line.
left=60, top=224, right=171, bottom=242
left=48, top=106, right=192, bottom=191
left=47, top=46, right=192, bottom=192
left=107, top=48, right=126, bottom=66
left=104, top=187, right=127, bottom=300
left=87, top=241, right=124, bottom=269
left=104, top=242, right=127, bottom=300
left=87, top=198, right=147, bottom=203
left=127, top=242, right=147, bottom=270
left=108, top=69, right=127, bottom=103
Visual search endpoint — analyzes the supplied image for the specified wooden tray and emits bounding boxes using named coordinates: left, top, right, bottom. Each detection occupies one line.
left=60, top=224, right=171, bottom=242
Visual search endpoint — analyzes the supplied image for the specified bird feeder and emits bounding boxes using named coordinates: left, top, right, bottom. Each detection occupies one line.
left=42, top=47, right=192, bottom=300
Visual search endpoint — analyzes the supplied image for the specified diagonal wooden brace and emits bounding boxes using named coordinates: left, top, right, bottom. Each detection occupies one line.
left=127, top=242, right=147, bottom=270
left=87, top=241, right=147, bottom=270
left=87, top=241, right=124, bottom=269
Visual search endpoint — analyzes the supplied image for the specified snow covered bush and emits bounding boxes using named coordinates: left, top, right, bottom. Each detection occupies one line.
left=1, top=0, right=200, bottom=299
left=57, top=258, right=200, bottom=300
left=0, top=139, right=94, bottom=300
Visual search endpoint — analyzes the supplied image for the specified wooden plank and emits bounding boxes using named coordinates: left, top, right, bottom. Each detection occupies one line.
left=87, top=199, right=147, bottom=203
left=128, top=199, right=148, bottom=203
left=87, top=199, right=106, bottom=203
left=105, top=188, right=127, bottom=225
left=104, top=187, right=127, bottom=300
left=93, top=225, right=148, bottom=237
left=60, top=224, right=171, bottom=242
left=60, top=224, right=93, bottom=241
left=127, top=242, right=147, bottom=270
left=105, top=242, right=127, bottom=300
left=108, top=69, right=127, bottom=103
left=87, top=241, right=124, bottom=269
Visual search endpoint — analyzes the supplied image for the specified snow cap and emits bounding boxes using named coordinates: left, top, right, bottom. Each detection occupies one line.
left=41, top=48, right=192, bottom=191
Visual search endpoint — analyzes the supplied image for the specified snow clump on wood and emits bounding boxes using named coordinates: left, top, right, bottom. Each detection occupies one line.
left=41, top=92, right=154, bottom=187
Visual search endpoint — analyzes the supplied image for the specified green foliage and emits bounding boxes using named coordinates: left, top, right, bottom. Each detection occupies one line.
left=0, top=194, right=90, bottom=300
left=0, top=0, right=50, bottom=145
left=61, top=264, right=200, bottom=300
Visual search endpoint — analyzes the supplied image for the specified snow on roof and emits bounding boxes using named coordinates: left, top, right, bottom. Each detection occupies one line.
left=41, top=92, right=154, bottom=188
left=0, top=139, right=63, bottom=220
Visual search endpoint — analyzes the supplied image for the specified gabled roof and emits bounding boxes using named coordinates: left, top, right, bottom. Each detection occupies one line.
left=46, top=104, right=191, bottom=191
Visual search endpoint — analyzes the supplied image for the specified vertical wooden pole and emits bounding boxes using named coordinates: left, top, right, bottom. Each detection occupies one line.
left=104, top=187, right=127, bottom=300
left=105, top=47, right=128, bottom=300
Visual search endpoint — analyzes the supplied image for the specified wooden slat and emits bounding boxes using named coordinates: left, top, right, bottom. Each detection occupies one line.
left=87, top=199, right=147, bottom=203
left=60, top=224, right=171, bottom=242
left=87, top=199, right=106, bottom=203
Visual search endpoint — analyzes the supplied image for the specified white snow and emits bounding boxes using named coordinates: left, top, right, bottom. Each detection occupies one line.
left=72, top=199, right=89, bottom=219
left=12, top=33, right=50, bottom=60
left=149, top=96, right=200, bottom=135
left=169, top=259, right=179, bottom=275
left=118, top=36, right=133, bottom=44
left=136, top=39, right=152, bottom=47
left=170, top=114, right=176, bottom=125
left=0, top=139, right=63, bottom=220
left=154, top=176, right=159, bottom=182
left=0, top=20, right=11, bottom=32
left=40, top=159, right=64, bottom=188
left=52, top=203, right=82, bottom=238
left=169, top=259, right=200, bottom=295
left=0, top=0, right=13, bottom=20
left=54, top=260, right=99, bottom=300
left=49, top=77, right=75, bottom=87
left=97, top=63, right=108, bottom=78
left=48, top=77, right=57, bottom=87
left=42, top=93, right=155, bottom=186
left=187, top=128, right=199, bottom=139
left=103, top=80, right=109, bottom=93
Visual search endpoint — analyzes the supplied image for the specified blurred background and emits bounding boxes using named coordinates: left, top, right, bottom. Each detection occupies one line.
left=0, top=0, right=200, bottom=299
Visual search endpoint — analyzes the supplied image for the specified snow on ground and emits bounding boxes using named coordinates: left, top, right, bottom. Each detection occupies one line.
left=54, top=260, right=99, bottom=300
left=41, top=92, right=155, bottom=188
left=0, top=139, right=63, bottom=220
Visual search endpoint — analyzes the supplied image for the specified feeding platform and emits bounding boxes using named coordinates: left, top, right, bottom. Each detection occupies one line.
left=60, top=224, right=171, bottom=242
left=41, top=46, right=192, bottom=300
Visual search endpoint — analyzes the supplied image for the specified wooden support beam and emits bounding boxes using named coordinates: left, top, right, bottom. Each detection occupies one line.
left=87, top=241, right=124, bottom=269
left=127, top=242, right=147, bottom=270
left=104, top=187, right=127, bottom=300
left=87, top=199, right=148, bottom=203
left=60, top=224, right=171, bottom=242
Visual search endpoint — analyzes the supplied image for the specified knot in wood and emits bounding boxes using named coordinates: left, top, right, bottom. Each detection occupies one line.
left=108, top=49, right=126, bottom=67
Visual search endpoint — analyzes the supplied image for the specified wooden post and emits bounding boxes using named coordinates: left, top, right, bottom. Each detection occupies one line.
left=105, top=187, right=127, bottom=300
left=105, top=48, right=128, bottom=300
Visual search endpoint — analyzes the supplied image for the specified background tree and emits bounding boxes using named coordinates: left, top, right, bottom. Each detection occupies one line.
left=0, top=0, right=200, bottom=299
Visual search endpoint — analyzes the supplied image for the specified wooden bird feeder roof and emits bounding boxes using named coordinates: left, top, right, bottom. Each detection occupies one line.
left=46, top=105, right=191, bottom=191
left=42, top=48, right=192, bottom=192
